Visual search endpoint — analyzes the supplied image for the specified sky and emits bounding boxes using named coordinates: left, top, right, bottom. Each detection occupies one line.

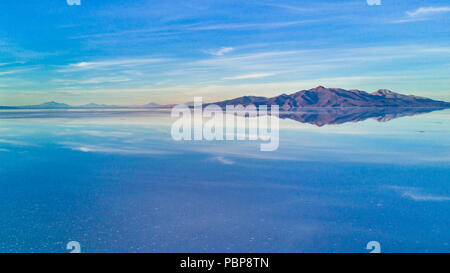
left=0, top=0, right=449, bottom=106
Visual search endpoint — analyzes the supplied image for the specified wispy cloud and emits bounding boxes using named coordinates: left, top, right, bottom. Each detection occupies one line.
left=70, top=26, right=189, bottom=39
left=391, top=6, right=450, bottom=23
left=0, top=68, right=35, bottom=76
left=261, top=3, right=313, bottom=13
left=79, top=77, right=132, bottom=84
left=210, top=156, right=235, bottom=165
left=403, top=191, right=450, bottom=201
left=0, top=139, right=35, bottom=146
left=189, top=20, right=318, bottom=31
left=388, top=186, right=450, bottom=202
left=0, top=61, right=25, bottom=67
left=223, top=73, right=275, bottom=80
left=72, top=19, right=319, bottom=40
left=57, top=58, right=168, bottom=72
left=208, top=47, right=234, bottom=56
left=54, top=77, right=132, bottom=85
left=54, top=129, right=132, bottom=137
left=257, top=1, right=359, bottom=13
left=406, top=6, right=450, bottom=17
left=59, top=141, right=171, bottom=155
left=79, top=130, right=132, bottom=137
left=0, top=40, right=51, bottom=60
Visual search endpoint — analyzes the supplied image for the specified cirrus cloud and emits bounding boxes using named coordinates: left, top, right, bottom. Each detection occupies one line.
left=209, top=47, right=235, bottom=56
left=406, top=6, right=450, bottom=17
left=223, top=73, right=275, bottom=80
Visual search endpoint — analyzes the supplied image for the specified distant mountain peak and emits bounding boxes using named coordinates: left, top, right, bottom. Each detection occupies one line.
left=311, top=85, right=327, bottom=91
left=38, top=101, right=69, bottom=107
left=80, top=103, right=111, bottom=108
left=143, top=102, right=162, bottom=108
left=372, top=89, right=397, bottom=96
left=375, top=89, right=394, bottom=94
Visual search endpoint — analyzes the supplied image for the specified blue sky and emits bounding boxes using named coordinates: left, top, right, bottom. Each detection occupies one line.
left=0, top=0, right=449, bottom=105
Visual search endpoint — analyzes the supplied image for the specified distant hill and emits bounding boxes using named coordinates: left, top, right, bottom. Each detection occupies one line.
left=211, top=86, right=450, bottom=110
left=79, top=103, right=114, bottom=108
left=23, top=101, right=70, bottom=109
left=0, top=101, right=165, bottom=109
left=142, top=102, right=162, bottom=108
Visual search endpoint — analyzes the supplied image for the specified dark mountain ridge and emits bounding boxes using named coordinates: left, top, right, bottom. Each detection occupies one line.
left=212, top=86, right=450, bottom=110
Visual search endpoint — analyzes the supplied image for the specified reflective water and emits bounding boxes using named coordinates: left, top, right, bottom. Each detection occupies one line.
left=0, top=108, right=449, bottom=252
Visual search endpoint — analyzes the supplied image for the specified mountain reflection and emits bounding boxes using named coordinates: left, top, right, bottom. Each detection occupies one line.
left=278, top=107, right=446, bottom=126
left=0, top=107, right=446, bottom=127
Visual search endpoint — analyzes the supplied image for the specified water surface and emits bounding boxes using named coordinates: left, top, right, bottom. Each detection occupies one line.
left=0, top=108, right=449, bottom=252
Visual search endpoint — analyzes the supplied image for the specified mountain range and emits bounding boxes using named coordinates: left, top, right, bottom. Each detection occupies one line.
left=0, top=101, right=163, bottom=109
left=211, top=86, right=450, bottom=110
left=1, top=86, right=449, bottom=110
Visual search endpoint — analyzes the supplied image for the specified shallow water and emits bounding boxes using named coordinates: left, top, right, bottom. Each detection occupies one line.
left=0, top=108, right=449, bottom=252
